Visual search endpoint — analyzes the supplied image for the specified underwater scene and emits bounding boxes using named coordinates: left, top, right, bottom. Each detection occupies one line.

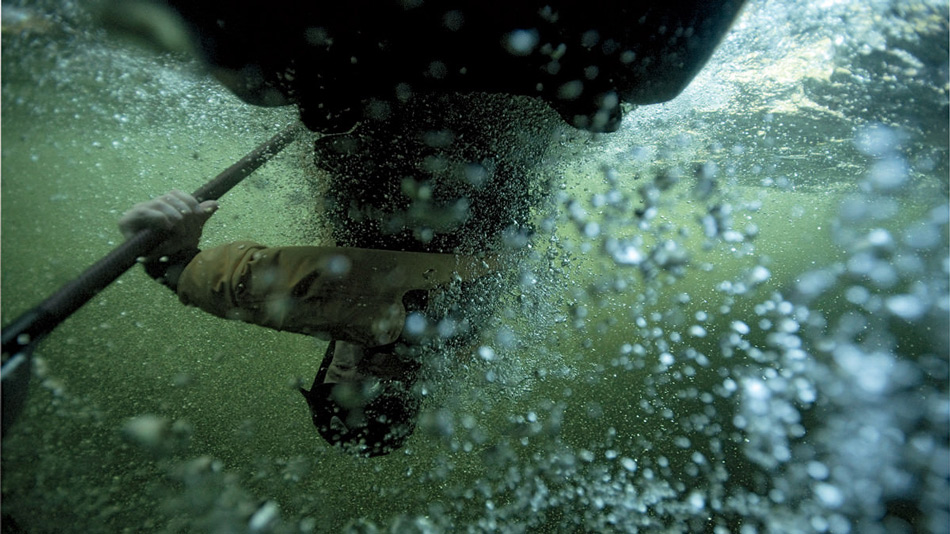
left=2, top=0, right=948, bottom=533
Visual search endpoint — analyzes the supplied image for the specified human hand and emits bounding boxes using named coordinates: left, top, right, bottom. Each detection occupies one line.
left=118, top=189, right=218, bottom=260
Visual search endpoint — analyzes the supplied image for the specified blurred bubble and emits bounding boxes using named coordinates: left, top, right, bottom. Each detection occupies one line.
left=405, top=312, right=428, bottom=336
left=248, top=501, right=279, bottom=532
left=854, top=123, right=899, bottom=157
left=442, top=10, right=464, bottom=31
left=814, top=483, right=845, bottom=509
left=558, top=80, right=584, bottom=100
left=867, top=157, right=909, bottom=190
left=884, top=294, right=927, bottom=320
left=121, top=415, right=169, bottom=449
left=688, top=325, right=707, bottom=338
left=607, top=238, right=644, bottom=266
left=505, top=29, right=539, bottom=56
left=903, top=221, right=941, bottom=249
left=327, top=254, right=352, bottom=276
left=731, top=320, right=750, bottom=334
left=796, top=269, right=836, bottom=298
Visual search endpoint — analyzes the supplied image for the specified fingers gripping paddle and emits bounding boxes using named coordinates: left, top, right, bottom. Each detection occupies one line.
left=1, top=122, right=303, bottom=436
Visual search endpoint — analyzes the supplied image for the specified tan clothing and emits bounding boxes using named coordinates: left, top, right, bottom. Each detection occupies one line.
left=176, top=241, right=493, bottom=346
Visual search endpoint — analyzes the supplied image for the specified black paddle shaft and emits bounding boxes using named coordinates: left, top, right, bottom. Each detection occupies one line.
left=1, top=122, right=302, bottom=358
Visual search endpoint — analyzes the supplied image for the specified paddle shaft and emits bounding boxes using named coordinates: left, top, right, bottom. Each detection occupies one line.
left=1, top=122, right=302, bottom=358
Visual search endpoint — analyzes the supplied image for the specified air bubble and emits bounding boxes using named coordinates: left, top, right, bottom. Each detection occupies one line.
left=854, top=123, right=898, bottom=156
left=249, top=501, right=279, bottom=532
left=405, top=313, right=427, bottom=336
left=885, top=294, right=926, bottom=320
left=807, top=461, right=830, bottom=480
left=868, top=157, right=908, bottom=190
left=326, top=254, right=352, bottom=275
left=621, top=458, right=637, bottom=472
left=506, top=30, right=539, bottom=56
left=688, top=491, right=706, bottom=511
left=814, top=483, right=845, bottom=509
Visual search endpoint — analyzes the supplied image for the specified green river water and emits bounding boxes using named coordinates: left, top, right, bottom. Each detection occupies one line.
left=2, top=1, right=947, bottom=533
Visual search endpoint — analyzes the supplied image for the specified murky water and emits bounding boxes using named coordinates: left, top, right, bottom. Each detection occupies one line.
left=2, top=1, right=947, bottom=533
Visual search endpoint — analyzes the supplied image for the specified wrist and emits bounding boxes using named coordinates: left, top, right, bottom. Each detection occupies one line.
left=143, top=246, right=200, bottom=291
